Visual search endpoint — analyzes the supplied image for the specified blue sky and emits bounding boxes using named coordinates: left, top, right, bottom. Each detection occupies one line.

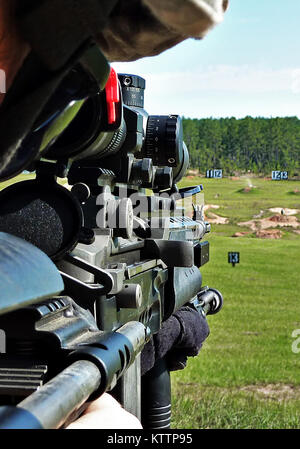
left=113, top=0, right=300, bottom=119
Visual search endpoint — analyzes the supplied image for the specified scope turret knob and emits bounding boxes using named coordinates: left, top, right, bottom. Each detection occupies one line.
left=130, top=158, right=153, bottom=186
left=118, top=74, right=146, bottom=108
left=144, top=115, right=183, bottom=167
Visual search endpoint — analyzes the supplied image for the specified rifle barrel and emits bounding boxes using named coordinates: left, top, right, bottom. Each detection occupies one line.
left=17, top=360, right=101, bottom=429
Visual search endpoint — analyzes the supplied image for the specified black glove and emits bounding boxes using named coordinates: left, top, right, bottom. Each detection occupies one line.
left=141, top=306, right=210, bottom=375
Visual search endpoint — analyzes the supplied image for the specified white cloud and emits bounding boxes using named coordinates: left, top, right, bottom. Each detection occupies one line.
left=139, top=65, right=300, bottom=94
left=112, top=63, right=300, bottom=118
left=113, top=63, right=300, bottom=94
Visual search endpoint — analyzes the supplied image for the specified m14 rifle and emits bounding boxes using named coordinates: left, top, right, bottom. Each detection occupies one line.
left=0, top=46, right=223, bottom=429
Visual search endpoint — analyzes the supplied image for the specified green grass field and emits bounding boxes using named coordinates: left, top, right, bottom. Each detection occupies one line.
left=171, top=176, right=300, bottom=429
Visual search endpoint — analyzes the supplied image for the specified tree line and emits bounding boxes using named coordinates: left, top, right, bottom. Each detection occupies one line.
left=182, top=116, right=300, bottom=176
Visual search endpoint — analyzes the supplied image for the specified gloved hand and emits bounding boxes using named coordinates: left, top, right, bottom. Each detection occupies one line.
left=141, top=305, right=210, bottom=375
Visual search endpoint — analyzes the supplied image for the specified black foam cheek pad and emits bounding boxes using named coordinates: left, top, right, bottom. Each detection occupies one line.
left=0, top=180, right=83, bottom=261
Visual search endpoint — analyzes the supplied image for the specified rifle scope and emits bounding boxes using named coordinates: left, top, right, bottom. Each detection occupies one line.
left=0, top=45, right=189, bottom=188
left=45, top=72, right=189, bottom=185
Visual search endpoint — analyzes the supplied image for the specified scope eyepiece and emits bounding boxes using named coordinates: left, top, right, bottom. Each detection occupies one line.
left=0, top=46, right=111, bottom=182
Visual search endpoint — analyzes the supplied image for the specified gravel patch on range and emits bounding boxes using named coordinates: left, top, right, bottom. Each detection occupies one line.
left=256, top=229, right=283, bottom=239
left=239, top=214, right=300, bottom=232
left=269, top=207, right=300, bottom=216
left=204, top=204, right=229, bottom=225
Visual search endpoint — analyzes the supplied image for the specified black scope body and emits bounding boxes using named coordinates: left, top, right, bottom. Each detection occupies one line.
left=44, top=72, right=189, bottom=189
